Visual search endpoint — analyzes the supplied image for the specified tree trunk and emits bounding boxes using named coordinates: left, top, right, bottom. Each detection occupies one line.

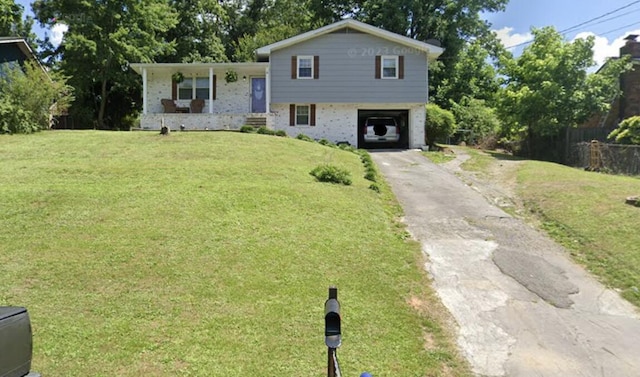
left=98, top=77, right=108, bottom=129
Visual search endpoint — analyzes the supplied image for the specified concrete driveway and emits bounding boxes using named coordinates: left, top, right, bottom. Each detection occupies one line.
left=370, top=150, right=640, bottom=377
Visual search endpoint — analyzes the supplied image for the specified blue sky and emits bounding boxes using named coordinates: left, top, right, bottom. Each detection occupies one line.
left=484, top=0, right=640, bottom=67
left=16, top=0, right=640, bottom=68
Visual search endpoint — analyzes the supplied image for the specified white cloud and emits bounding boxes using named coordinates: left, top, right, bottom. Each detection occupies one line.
left=49, top=23, right=68, bottom=47
left=572, top=30, right=640, bottom=71
left=493, top=27, right=533, bottom=50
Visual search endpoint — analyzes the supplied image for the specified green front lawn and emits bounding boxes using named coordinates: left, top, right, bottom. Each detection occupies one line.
left=0, top=131, right=468, bottom=377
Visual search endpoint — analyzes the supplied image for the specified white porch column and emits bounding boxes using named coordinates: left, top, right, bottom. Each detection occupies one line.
left=265, top=66, right=270, bottom=113
left=142, top=68, right=148, bottom=115
left=209, top=67, right=214, bottom=114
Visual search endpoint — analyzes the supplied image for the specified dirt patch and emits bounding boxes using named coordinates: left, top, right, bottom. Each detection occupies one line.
left=441, top=148, right=526, bottom=217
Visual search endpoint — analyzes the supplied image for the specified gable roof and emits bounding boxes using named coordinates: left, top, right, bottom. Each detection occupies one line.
left=255, top=19, right=444, bottom=61
left=0, top=37, right=38, bottom=61
left=0, top=37, right=47, bottom=76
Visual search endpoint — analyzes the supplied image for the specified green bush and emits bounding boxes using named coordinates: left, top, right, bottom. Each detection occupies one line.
left=369, top=183, right=381, bottom=192
left=0, top=61, right=73, bottom=134
left=310, top=164, right=352, bottom=185
left=257, top=126, right=276, bottom=135
left=425, top=103, right=456, bottom=147
left=450, top=98, right=501, bottom=145
left=296, top=133, right=314, bottom=142
left=240, top=125, right=256, bottom=133
left=318, top=138, right=336, bottom=147
left=0, top=97, right=34, bottom=134
left=338, top=143, right=355, bottom=152
left=275, top=130, right=287, bottom=137
left=609, top=116, right=640, bottom=144
left=364, top=170, right=377, bottom=182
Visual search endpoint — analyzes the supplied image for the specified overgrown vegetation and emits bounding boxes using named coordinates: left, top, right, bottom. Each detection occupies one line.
left=450, top=98, right=501, bottom=145
left=0, top=61, right=72, bottom=134
left=425, top=103, right=456, bottom=148
left=0, top=131, right=470, bottom=376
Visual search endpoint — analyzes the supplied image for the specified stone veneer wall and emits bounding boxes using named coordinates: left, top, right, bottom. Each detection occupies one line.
left=270, top=103, right=425, bottom=148
left=140, top=113, right=273, bottom=130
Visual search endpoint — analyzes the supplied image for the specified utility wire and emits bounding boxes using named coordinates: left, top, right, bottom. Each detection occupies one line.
left=566, top=8, right=640, bottom=32
left=504, top=0, right=640, bottom=49
left=558, top=0, right=640, bottom=34
left=596, top=20, right=640, bottom=38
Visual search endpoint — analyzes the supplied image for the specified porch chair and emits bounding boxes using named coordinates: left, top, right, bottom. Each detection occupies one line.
left=190, top=98, right=205, bottom=113
left=161, top=99, right=177, bottom=113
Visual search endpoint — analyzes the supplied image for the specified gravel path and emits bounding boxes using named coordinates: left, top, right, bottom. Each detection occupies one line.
left=371, top=149, right=640, bottom=377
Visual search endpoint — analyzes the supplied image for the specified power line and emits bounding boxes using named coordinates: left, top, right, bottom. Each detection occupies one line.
left=596, top=20, right=640, bottom=38
left=565, top=8, right=640, bottom=33
left=504, top=0, right=640, bottom=49
left=559, top=0, right=640, bottom=34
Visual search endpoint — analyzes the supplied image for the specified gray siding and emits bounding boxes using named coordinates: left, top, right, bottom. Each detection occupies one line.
left=270, top=32, right=428, bottom=104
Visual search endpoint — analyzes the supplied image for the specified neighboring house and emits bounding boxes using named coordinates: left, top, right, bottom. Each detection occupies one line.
left=131, top=19, right=443, bottom=148
left=582, top=34, right=640, bottom=129
left=0, top=37, right=42, bottom=73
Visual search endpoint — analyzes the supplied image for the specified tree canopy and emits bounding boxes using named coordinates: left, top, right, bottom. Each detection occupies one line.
left=497, top=27, right=630, bottom=148
left=32, top=0, right=178, bottom=128
left=0, top=0, right=35, bottom=42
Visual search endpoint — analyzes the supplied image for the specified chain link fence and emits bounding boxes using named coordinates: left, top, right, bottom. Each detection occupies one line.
left=568, top=142, right=640, bottom=176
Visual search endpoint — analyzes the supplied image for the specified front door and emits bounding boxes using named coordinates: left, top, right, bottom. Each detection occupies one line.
left=251, top=77, right=266, bottom=113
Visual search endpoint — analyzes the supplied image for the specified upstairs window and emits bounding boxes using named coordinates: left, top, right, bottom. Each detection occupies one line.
left=382, top=56, right=398, bottom=79
left=375, top=55, right=404, bottom=79
left=291, top=56, right=319, bottom=79
left=298, top=56, right=313, bottom=79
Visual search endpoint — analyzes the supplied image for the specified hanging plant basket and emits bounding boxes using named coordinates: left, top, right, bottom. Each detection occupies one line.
left=172, top=72, right=185, bottom=83
left=225, top=70, right=238, bottom=83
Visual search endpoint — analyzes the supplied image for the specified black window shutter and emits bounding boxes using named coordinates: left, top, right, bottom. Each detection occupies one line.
left=375, top=56, right=381, bottom=79
left=398, top=56, right=404, bottom=79
left=310, top=104, right=316, bottom=126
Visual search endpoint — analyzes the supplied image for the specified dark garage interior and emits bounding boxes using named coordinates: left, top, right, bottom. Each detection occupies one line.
left=358, top=109, right=409, bottom=149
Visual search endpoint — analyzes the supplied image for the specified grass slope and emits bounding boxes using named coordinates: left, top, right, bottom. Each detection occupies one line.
left=516, top=160, right=640, bottom=305
left=0, top=131, right=468, bottom=377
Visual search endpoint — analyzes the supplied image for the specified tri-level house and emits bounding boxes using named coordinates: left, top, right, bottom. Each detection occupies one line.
left=131, top=19, right=443, bottom=148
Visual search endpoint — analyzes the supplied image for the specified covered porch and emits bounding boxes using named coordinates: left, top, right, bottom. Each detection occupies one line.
left=130, top=62, right=271, bottom=130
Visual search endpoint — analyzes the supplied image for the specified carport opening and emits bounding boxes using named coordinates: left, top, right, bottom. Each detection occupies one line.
left=358, top=110, right=409, bottom=149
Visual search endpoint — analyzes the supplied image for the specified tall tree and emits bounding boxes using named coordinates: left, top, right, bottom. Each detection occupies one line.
left=32, top=0, right=177, bottom=129
left=497, top=27, right=630, bottom=153
left=434, top=39, right=500, bottom=107
left=226, top=0, right=317, bottom=61
left=160, top=0, right=228, bottom=63
left=355, top=0, right=508, bottom=100
left=0, top=0, right=35, bottom=42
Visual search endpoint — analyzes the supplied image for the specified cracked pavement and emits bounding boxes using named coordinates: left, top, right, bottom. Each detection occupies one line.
left=370, top=150, right=640, bottom=377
